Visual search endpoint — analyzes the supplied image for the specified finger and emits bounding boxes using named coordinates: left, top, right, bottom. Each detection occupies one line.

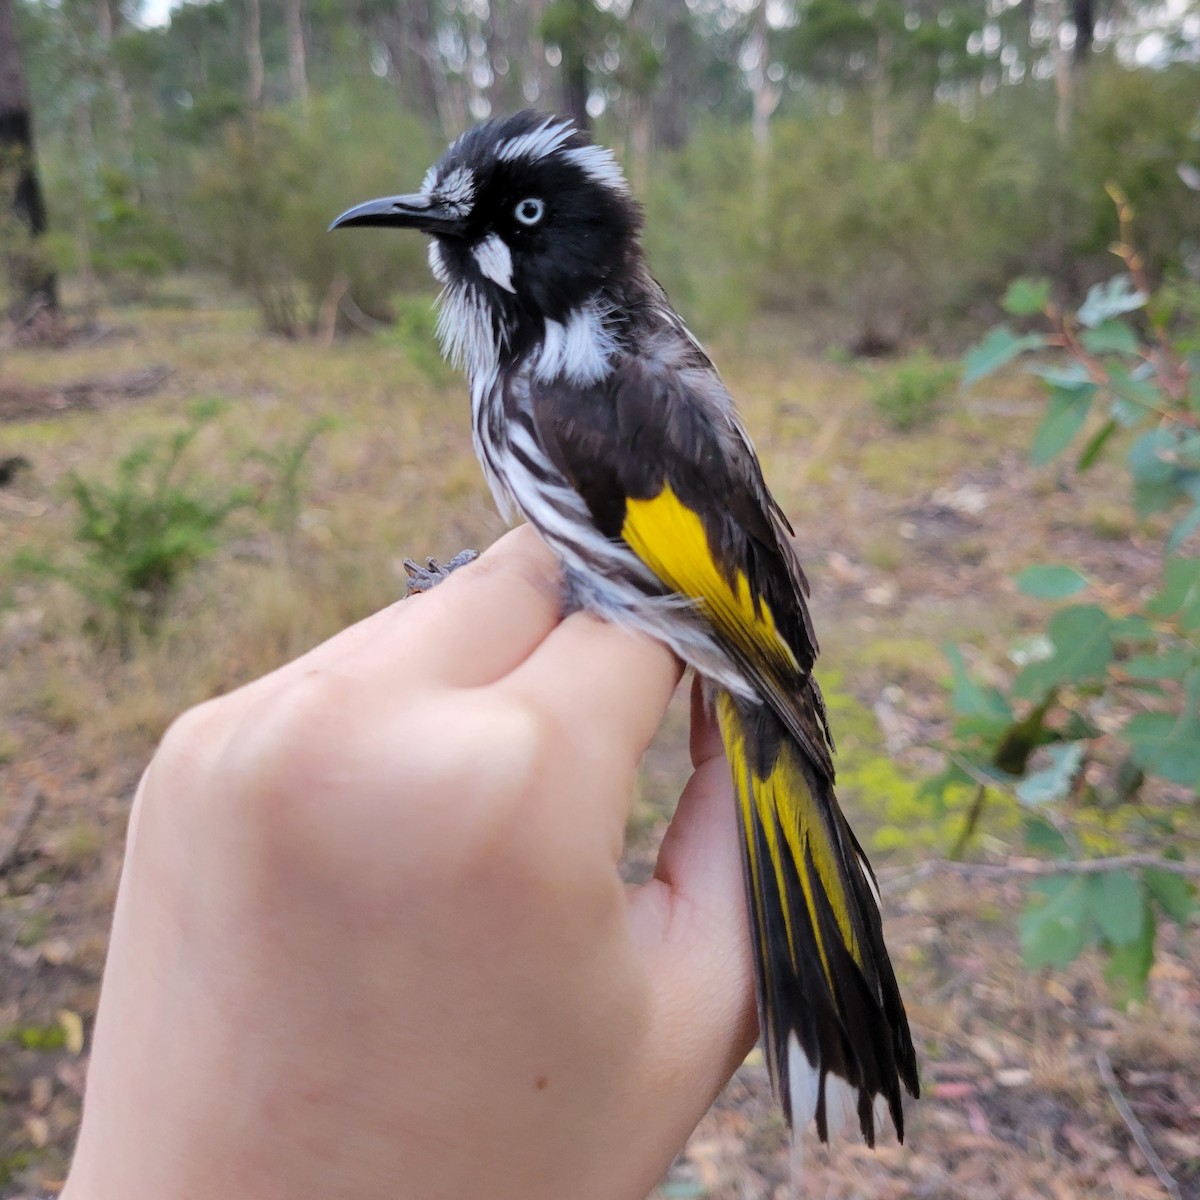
left=335, top=524, right=566, bottom=689
left=502, top=611, right=682, bottom=757
left=627, top=686, right=757, bottom=1101
left=225, top=527, right=564, bottom=716
left=689, top=674, right=724, bottom=769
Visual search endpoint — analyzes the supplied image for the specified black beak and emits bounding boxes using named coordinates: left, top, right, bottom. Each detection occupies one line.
left=328, top=193, right=464, bottom=236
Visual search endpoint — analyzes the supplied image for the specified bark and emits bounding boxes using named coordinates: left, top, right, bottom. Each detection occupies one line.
left=650, top=3, right=691, bottom=152
left=746, top=0, right=779, bottom=150
left=1072, top=0, right=1094, bottom=63
left=560, top=44, right=590, bottom=129
left=95, top=0, right=136, bottom=171
left=286, top=0, right=309, bottom=111
left=244, top=0, right=265, bottom=111
left=0, top=0, right=57, bottom=315
left=380, top=0, right=447, bottom=133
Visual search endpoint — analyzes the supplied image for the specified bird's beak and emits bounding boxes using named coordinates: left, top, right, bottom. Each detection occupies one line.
left=328, top=193, right=463, bottom=236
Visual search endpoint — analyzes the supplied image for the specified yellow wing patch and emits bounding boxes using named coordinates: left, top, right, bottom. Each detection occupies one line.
left=622, top=484, right=798, bottom=673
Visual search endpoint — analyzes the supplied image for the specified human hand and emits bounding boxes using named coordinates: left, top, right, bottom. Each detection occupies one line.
left=62, top=525, right=756, bottom=1200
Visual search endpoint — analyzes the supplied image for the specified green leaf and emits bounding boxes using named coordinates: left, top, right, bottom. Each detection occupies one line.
left=1168, top=503, right=1200, bottom=554
left=1144, top=557, right=1200, bottom=620
left=1013, top=605, right=1114, bottom=698
left=1120, top=649, right=1193, bottom=679
left=963, top=326, right=1048, bottom=386
left=1023, top=814, right=1070, bottom=857
left=1081, top=320, right=1140, bottom=356
left=1107, top=363, right=1165, bottom=415
left=1109, top=612, right=1156, bottom=642
left=1020, top=875, right=1092, bottom=968
left=944, top=644, right=1012, bottom=722
left=1104, top=903, right=1155, bottom=1004
left=1015, top=742, right=1084, bottom=807
left=1077, top=418, right=1118, bottom=471
left=1087, top=870, right=1144, bottom=945
left=1015, top=565, right=1089, bottom=599
left=1129, top=428, right=1185, bottom=516
left=1077, top=275, right=1148, bottom=328
left=1029, top=362, right=1092, bottom=389
left=1002, top=278, right=1052, bottom=316
left=1123, top=704, right=1200, bottom=787
left=1143, top=866, right=1195, bottom=924
left=1031, top=386, right=1095, bottom=465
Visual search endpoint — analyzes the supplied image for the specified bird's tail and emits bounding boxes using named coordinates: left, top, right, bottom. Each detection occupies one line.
left=716, top=687, right=920, bottom=1144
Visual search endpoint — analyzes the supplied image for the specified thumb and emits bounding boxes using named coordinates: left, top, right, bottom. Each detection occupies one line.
left=627, top=677, right=759, bottom=1107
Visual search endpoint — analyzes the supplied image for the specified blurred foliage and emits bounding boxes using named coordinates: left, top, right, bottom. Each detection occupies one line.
left=246, top=416, right=333, bottom=563
left=822, top=677, right=1004, bottom=853
left=647, top=63, right=1198, bottom=349
left=932, top=194, right=1198, bottom=1001
left=188, top=86, right=437, bottom=335
left=13, top=0, right=1200, bottom=345
left=868, top=351, right=958, bottom=431
left=19, top=403, right=252, bottom=647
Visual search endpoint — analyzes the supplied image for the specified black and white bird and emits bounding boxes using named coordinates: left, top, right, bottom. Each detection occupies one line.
left=331, top=111, right=919, bottom=1144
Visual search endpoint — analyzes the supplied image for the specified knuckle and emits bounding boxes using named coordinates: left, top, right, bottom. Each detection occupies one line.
left=151, top=694, right=233, bottom=782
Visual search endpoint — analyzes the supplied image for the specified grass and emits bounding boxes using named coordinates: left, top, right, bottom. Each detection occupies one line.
left=1, top=283, right=1196, bottom=1199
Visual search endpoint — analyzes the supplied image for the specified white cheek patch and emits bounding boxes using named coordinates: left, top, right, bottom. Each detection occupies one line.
left=472, top=234, right=516, bottom=294
left=428, top=239, right=449, bottom=284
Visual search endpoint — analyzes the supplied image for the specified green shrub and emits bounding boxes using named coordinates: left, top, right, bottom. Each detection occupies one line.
left=869, top=351, right=957, bottom=431
left=26, top=405, right=252, bottom=647
left=189, top=83, right=436, bottom=336
left=931, top=199, right=1198, bottom=1000
left=247, top=417, right=333, bottom=563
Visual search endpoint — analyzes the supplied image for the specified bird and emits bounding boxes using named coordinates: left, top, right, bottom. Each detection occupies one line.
left=330, top=110, right=919, bottom=1144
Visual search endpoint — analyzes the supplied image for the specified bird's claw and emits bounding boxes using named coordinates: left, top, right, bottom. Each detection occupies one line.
left=403, top=549, right=480, bottom=596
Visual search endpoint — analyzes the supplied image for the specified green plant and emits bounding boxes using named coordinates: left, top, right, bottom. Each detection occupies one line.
left=930, top=191, right=1197, bottom=1000
left=248, top=417, right=333, bottom=562
left=868, top=351, right=957, bottom=431
left=379, top=295, right=455, bottom=383
left=189, top=87, right=436, bottom=336
left=27, top=405, right=252, bottom=646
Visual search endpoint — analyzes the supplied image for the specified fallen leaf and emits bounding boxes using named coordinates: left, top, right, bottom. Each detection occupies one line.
left=995, top=1067, right=1033, bottom=1087
left=57, top=1009, right=84, bottom=1055
left=29, top=1075, right=52, bottom=1112
left=24, top=1115, right=49, bottom=1147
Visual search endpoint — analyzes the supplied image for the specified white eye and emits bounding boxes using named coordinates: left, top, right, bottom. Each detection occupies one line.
left=514, top=198, right=545, bottom=226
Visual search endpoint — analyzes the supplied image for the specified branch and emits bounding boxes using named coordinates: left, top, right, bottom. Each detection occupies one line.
left=880, top=853, right=1200, bottom=892
left=1095, top=1049, right=1183, bottom=1200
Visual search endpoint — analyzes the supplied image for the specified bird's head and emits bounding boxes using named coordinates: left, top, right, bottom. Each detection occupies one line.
left=330, top=112, right=642, bottom=367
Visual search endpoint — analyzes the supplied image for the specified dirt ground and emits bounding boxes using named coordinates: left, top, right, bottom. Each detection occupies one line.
left=1, top=292, right=1197, bottom=1198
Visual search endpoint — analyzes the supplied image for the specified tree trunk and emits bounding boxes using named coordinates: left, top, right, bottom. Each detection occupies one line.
left=0, top=0, right=57, bottom=317
left=96, top=0, right=136, bottom=173
left=1072, top=0, right=1094, bottom=63
left=380, top=0, right=448, bottom=134
left=286, top=0, right=309, bottom=112
left=244, top=0, right=265, bottom=111
left=746, top=0, right=779, bottom=151
left=651, top=2, right=692, bottom=152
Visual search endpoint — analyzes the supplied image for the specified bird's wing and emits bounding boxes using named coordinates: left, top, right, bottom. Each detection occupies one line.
left=529, top=352, right=833, bottom=779
left=530, top=353, right=920, bottom=1143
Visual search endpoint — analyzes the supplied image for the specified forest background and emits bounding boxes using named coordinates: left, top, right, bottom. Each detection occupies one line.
left=1, top=0, right=1199, bottom=1197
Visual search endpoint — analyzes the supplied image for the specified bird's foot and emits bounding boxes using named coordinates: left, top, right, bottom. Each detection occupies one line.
left=403, top=549, right=480, bottom=596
